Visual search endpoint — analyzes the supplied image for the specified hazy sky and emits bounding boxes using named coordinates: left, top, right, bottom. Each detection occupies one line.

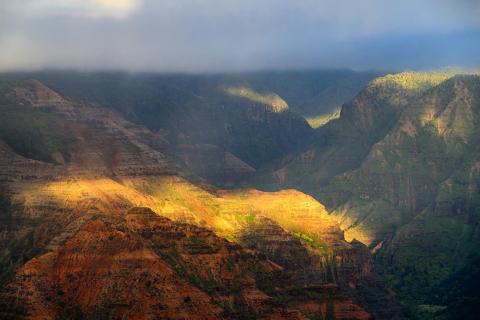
left=1, top=0, right=480, bottom=72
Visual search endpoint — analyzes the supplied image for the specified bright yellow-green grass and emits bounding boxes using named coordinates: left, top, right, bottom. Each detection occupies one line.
left=14, top=175, right=344, bottom=255
left=305, top=108, right=341, bottom=128
left=371, top=71, right=451, bottom=91
left=225, top=86, right=288, bottom=112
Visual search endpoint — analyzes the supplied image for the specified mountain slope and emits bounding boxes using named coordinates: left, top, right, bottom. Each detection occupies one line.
left=328, top=75, right=480, bottom=317
left=27, top=72, right=316, bottom=186
left=255, top=71, right=480, bottom=318
left=6, top=70, right=378, bottom=186
left=0, top=79, right=402, bottom=319
left=255, top=71, right=452, bottom=193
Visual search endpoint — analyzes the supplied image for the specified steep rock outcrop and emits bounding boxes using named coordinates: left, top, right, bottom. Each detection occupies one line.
left=0, top=79, right=401, bottom=319
left=315, top=73, right=480, bottom=317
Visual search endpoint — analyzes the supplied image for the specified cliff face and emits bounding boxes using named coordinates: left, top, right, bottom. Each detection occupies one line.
left=359, top=76, right=480, bottom=316
left=325, top=76, right=480, bottom=240
left=4, top=208, right=298, bottom=320
left=2, top=79, right=173, bottom=177
left=29, top=72, right=316, bottom=186
left=5, top=215, right=225, bottom=320
left=258, top=71, right=480, bottom=317
left=256, top=72, right=452, bottom=193
left=0, top=79, right=402, bottom=319
left=1, top=174, right=385, bottom=319
left=15, top=70, right=380, bottom=188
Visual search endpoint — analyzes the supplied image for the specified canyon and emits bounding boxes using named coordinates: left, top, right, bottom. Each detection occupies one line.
left=0, top=77, right=401, bottom=319
left=0, top=69, right=479, bottom=319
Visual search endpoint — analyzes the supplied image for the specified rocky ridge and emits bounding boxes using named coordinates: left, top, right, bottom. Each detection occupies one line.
left=254, top=71, right=480, bottom=318
left=0, top=80, right=403, bottom=319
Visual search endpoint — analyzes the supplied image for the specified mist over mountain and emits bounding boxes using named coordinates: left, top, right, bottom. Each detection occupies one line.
left=1, top=0, right=480, bottom=72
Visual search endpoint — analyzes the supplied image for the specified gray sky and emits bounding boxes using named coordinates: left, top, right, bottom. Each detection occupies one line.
left=1, top=0, right=480, bottom=72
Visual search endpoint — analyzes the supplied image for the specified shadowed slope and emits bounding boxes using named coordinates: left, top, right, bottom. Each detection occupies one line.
left=254, top=71, right=480, bottom=318
left=0, top=79, right=403, bottom=319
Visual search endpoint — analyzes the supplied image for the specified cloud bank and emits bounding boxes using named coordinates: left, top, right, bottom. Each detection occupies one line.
left=1, top=0, right=479, bottom=72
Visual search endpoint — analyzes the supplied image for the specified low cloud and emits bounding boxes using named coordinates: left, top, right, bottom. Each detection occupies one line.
left=2, top=0, right=141, bottom=19
left=0, top=0, right=479, bottom=72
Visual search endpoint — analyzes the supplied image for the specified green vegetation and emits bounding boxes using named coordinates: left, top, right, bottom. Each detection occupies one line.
left=411, top=304, right=446, bottom=319
left=254, top=70, right=480, bottom=318
left=291, top=231, right=329, bottom=253
left=371, top=71, right=451, bottom=91
left=9, top=70, right=381, bottom=176
left=244, top=213, right=256, bottom=224
left=0, top=100, right=74, bottom=163
left=226, top=86, right=288, bottom=112
left=305, top=108, right=341, bottom=128
left=2, top=70, right=480, bottom=319
left=318, top=73, right=480, bottom=318
left=325, top=299, right=334, bottom=320
left=90, top=213, right=104, bottom=221
left=0, top=195, right=10, bottom=215
left=0, top=229, right=42, bottom=286
left=292, top=230, right=315, bottom=243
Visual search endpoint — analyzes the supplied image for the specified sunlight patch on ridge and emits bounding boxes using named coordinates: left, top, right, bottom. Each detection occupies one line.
left=225, top=86, right=288, bottom=112
left=305, top=108, right=341, bottom=129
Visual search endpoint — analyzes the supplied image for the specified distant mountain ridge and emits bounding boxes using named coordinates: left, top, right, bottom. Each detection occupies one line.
left=2, top=69, right=480, bottom=319
left=253, top=70, right=480, bottom=319
left=0, top=77, right=403, bottom=319
left=1, top=69, right=378, bottom=186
